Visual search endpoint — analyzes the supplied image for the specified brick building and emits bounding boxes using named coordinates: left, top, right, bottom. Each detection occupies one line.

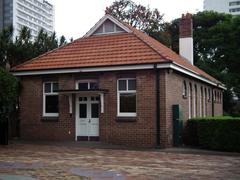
left=12, top=14, right=224, bottom=148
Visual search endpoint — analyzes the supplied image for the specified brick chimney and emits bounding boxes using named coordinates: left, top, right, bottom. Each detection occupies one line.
left=179, top=13, right=194, bottom=65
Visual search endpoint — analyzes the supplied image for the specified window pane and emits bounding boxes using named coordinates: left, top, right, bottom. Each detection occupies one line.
left=118, top=80, right=126, bottom=91
left=120, top=93, right=136, bottom=113
left=45, top=95, right=58, bottom=113
left=91, top=103, right=99, bottom=118
left=90, top=82, right=98, bottom=90
left=104, top=19, right=114, bottom=32
left=78, top=83, right=88, bottom=90
left=53, top=83, right=58, bottom=92
left=128, top=79, right=136, bottom=90
left=44, top=83, right=51, bottom=93
left=79, top=104, right=87, bottom=118
left=94, top=25, right=103, bottom=34
left=116, top=25, right=124, bottom=32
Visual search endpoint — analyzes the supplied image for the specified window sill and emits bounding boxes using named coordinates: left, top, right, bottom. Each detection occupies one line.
left=116, top=117, right=137, bottom=122
left=41, top=117, right=59, bottom=122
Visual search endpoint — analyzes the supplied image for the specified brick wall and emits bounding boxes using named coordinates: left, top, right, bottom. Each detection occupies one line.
left=162, top=70, right=223, bottom=147
left=99, top=70, right=157, bottom=147
left=19, top=74, right=75, bottom=141
left=18, top=69, right=223, bottom=147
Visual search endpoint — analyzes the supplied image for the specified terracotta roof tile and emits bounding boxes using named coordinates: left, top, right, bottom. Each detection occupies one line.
left=12, top=33, right=164, bottom=71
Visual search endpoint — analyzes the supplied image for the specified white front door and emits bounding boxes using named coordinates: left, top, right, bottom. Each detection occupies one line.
left=76, top=96, right=99, bottom=140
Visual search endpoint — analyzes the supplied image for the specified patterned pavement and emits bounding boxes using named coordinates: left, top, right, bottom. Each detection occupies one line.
left=0, top=142, right=240, bottom=180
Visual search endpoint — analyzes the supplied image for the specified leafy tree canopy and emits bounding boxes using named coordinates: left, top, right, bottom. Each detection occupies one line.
left=105, top=0, right=172, bottom=46
left=0, top=27, right=68, bottom=67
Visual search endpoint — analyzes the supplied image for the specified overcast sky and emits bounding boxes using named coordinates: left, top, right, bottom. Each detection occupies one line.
left=48, top=0, right=204, bottom=40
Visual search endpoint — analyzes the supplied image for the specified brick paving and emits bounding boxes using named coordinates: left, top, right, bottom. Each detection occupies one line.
left=0, top=142, right=240, bottom=180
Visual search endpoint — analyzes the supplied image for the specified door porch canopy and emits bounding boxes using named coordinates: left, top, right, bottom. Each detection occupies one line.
left=56, top=89, right=108, bottom=114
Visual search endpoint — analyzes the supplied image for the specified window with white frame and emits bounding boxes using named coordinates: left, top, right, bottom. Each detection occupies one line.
left=76, top=80, right=99, bottom=90
left=117, top=78, right=136, bottom=117
left=93, top=19, right=125, bottom=35
left=43, top=82, right=59, bottom=117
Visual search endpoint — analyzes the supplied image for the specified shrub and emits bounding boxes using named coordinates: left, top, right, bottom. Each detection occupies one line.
left=183, top=117, right=240, bottom=152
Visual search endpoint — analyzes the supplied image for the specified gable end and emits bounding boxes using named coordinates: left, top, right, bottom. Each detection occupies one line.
left=84, top=15, right=132, bottom=37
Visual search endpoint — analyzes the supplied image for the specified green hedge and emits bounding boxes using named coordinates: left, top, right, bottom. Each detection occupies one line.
left=183, top=117, right=240, bottom=152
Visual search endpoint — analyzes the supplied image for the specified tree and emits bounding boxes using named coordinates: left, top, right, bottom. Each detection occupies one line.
left=10, top=26, right=35, bottom=66
left=166, top=11, right=240, bottom=113
left=59, top=35, right=67, bottom=47
left=192, top=12, right=240, bottom=100
left=0, top=68, right=18, bottom=118
left=0, top=26, right=14, bottom=67
left=105, top=0, right=171, bottom=46
left=0, top=68, right=18, bottom=144
left=0, top=26, right=69, bottom=67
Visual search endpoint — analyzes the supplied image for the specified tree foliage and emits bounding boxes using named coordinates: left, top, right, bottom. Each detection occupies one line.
left=0, top=27, right=68, bottom=67
left=105, top=0, right=164, bottom=31
left=164, top=12, right=240, bottom=100
left=0, top=68, right=18, bottom=121
left=105, top=0, right=172, bottom=46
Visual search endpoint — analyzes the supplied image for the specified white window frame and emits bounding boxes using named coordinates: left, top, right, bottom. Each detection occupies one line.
left=203, top=88, right=206, bottom=117
left=117, top=78, right=137, bottom=117
left=193, top=85, right=197, bottom=118
left=182, top=81, right=187, bottom=97
left=75, top=79, right=98, bottom=90
left=200, top=87, right=203, bottom=117
left=43, top=81, right=59, bottom=117
left=94, top=21, right=125, bottom=35
left=188, top=83, right=192, bottom=119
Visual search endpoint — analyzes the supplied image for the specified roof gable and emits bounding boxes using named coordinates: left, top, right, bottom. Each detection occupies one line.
left=84, top=15, right=132, bottom=37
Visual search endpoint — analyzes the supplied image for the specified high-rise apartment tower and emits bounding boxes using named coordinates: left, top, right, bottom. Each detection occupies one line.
left=0, top=0, right=54, bottom=39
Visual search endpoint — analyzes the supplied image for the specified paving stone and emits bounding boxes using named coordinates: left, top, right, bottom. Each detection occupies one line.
left=0, top=142, right=240, bottom=179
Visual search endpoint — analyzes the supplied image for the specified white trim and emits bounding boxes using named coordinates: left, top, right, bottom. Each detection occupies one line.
left=84, top=15, right=132, bottom=38
left=117, top=78, right=137, bottom=117
left=188, top=83, right=192, bottom=119
left=200, top=87, right=203, bottom=117
left=12, top=64, right=155, bottom=76
left=75, top=80, right=104, bottom=114
left=203, top=87, right=207, bottom=117
left=75, top=79, right=98, bottom=90
left=193, top=85, right=196, bottom=118
left=163, top=63, right=226, bottom=90
left=100, top=93, right=104, bottom=114
left=69, top=95, right=72, bottom=114
left=13, top=62, right=226, bottom=90
left=75, top=95, right=78, bottom=141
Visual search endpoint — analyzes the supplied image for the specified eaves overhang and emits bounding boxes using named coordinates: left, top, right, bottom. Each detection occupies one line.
left=11, top=61, right=226, bottom=90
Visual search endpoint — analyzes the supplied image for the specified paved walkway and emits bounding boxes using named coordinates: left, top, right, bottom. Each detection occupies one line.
left=0, top=141, right=240, bottom=180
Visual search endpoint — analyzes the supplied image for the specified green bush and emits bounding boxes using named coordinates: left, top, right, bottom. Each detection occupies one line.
left=183, top=117, right=240, bottom=152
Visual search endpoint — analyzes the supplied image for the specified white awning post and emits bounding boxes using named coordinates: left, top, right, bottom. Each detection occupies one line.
left=100, top=93, right=104, bottom=113
left=69, top=94, right=72, bottom=114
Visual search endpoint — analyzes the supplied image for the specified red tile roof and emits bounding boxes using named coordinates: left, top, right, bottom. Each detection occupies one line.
left=12, top=16, right=219, bottom=83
